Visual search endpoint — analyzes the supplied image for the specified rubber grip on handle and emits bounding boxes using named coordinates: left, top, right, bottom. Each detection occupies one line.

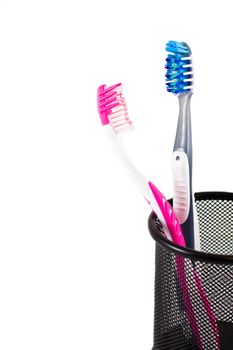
left=172, top=151, right=190, bottom=225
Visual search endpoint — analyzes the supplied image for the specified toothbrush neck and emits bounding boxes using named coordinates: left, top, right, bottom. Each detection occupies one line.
left=178, top=91, right=192, bottom=110
left=173, top=92, right=193, bottom=157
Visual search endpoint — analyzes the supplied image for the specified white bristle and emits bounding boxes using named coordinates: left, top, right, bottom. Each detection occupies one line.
left=109, top=97, right=133, bottom=134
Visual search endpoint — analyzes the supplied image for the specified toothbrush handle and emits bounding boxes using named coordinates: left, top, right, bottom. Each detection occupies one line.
left=173, top=93, right=200, bottom=249
left=105, top=126, right=185, bottom=246
left=148, top=181, right=185, bottom=247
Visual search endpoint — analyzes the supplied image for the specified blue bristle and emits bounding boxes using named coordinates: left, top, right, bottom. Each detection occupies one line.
left=165, top=41, right=193, bottom=94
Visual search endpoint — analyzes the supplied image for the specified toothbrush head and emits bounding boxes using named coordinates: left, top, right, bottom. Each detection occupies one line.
left=97, top=83, right=133, bottom=133
left=165, top=41, right=193, bottom=94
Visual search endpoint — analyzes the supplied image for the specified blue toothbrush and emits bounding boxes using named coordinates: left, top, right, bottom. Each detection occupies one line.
left=165, top=40, right=200, bottom=249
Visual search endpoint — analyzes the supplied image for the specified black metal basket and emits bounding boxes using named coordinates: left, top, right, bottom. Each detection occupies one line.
left=148, top=192, right=233, bottom=350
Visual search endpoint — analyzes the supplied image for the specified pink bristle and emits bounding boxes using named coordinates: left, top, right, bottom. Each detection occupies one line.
left=97, top=83, right=133, bottom=133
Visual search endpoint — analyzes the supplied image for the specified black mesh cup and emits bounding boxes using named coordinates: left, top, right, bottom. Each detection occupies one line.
left=148, top=192, right=233, bottom=350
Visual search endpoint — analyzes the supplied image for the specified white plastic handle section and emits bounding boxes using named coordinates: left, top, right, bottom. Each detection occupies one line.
left=172, top=150, right=190, bottom=224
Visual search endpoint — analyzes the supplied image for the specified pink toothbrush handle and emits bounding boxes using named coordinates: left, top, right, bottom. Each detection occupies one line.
left=148, top=181, right=185, bottom=246
left=149, top=182, right=220, bottom=348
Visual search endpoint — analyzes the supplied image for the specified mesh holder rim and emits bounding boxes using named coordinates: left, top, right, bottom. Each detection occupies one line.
left=148, top=191, right=233, bottom=350
left=148, top=191, right=233, bottom=264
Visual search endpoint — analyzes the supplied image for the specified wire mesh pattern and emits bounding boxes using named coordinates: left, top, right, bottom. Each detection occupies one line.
left=149, top=192, right=233, bottom=350
left=196, top=198, right=233, bottom=255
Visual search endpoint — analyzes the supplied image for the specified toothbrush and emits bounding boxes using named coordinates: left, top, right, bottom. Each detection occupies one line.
left=165, top=42, right=219, bottom=346
left=97, top=83, right=185, bottom=246
left=165, top=40, right=200, bottom=250
left=97, top=82, right=219, bottom=348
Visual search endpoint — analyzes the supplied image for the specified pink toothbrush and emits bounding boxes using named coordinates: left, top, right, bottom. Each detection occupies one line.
left=97, top=83, right=185, bottom=246
left=97, top=82, right=220, bottom=349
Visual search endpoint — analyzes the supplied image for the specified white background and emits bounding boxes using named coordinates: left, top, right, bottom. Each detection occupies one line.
left=0, top=0, right=232, bottom=349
